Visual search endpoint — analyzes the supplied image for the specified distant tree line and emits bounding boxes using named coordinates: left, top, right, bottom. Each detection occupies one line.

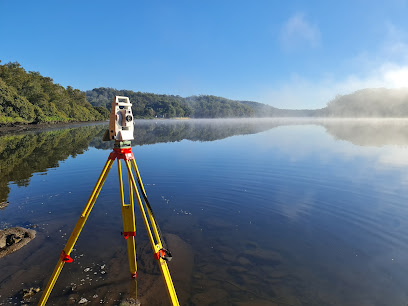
left=240, top=89, right=408, bottom=117
left=86, top=87, right=192, bottom=118
left=0, top=61, right=108, bottom=125
left=320, top=88, right=408, bottom=117
left=86, top=88, right=255, bottom=118
left=185, top=95, right=254, bottom=118
left=3, top=61, right=408, bottom=126
left=87, top=88, right=408, bottom=119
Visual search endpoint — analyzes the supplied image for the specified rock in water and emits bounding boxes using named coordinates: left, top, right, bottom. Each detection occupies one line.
left=6, top=233, right=22, bottom=246
left=0, top=227, right=36, bottom=259
left=22, top=287, right=40, bottom=300
left=0, top=201, right=9, bottom=210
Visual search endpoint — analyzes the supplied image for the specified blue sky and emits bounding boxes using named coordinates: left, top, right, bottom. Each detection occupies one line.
left=1, top=1, right=408, bottom=109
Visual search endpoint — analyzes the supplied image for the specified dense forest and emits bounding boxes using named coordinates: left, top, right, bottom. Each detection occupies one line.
left=86, top=87, right=192, bottom=118
left=185, top=95, right=254, bottom=118
left=86, top=88, right=255, bottom=118
left=0, top=61, right=108, bottom=125
left=3, top=61, right=408, bottom=125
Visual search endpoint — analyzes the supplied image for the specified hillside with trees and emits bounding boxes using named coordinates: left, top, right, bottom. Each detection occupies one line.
left=185, top=95, right=254, bottom=118
left=239, top=100, right=317, bottom=117
left=86, top=87, right=192, bottom=118
left=320, top=88, right=408, bottom=117
left=86, top=88, right=255, bottom=118
left=87, top=87, right=408, bottom=119
left=3, top=61, right=408, bottom=124
left=240, top=88, right=408, bottom=117
left=0, top=61, right=108, bottom=125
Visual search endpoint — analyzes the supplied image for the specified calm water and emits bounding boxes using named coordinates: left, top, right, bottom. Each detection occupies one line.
left=1, top=119, right=408, bottom=305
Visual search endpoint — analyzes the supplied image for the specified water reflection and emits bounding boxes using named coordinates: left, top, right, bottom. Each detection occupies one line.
left=0, top=125, right=107, bottom=202
left=3, top=119, right=408, bottom=203
left=0, top=120, right=277, bottom=203
left=91, top=118, right=286, bottom=149
left=320, top=119, right=408, bottom=147
left=2, top=119, right=408, bottom=304
left=130, top=118, right=408, bottom=147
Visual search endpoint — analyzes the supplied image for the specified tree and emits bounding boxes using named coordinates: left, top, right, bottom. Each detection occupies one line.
left=0, top=61, right=106, bottom=124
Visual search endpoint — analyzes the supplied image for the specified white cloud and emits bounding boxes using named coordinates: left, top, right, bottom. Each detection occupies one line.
left=381, top=65, right=408, bottom=87
left=280, top=13, right=321, bottom=50
left=261, top=64, right=408, bottom=109
left=264, top=22, right=408, bottom=109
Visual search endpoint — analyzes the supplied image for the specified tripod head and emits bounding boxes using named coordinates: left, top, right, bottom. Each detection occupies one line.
left=104, top=96, right=134, bottom=143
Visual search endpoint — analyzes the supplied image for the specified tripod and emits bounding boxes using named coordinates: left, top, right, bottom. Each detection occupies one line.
left=38, top=141, right=179, bottom=305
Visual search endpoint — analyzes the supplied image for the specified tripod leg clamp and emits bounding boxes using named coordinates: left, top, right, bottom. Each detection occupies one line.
left=121, top=231, right=136, bottom=239
left=154, top=248, right=172, bottom=262
left=60, top=250, right=73, bottom=263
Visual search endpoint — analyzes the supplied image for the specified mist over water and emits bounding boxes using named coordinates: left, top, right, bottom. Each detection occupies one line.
left=1, top=119, right=408, bottom=305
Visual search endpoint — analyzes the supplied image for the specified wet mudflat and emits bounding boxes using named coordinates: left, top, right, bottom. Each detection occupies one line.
left=1, top=119, right=408, bottom=305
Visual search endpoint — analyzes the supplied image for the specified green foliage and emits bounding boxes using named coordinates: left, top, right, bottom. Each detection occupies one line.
left=186, top=95, right=254, bottom=118
left=86, top=88, right=255, bottom=118
left=239, top=101, right=315, bottom=117
left=0, top=78, right=35, bottom=122
left=86, top=88, right=193, bottom=118
left=4, top=60, right=407, bottom=122
left=87, top=87, right=408, bottom=119
left=93, top=106, right=110, bottom=119
left=0, top=62, right=108, bottom=125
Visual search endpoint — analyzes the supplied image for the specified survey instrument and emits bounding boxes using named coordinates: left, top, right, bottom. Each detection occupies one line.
left=38, top=96, right=179, bottom=305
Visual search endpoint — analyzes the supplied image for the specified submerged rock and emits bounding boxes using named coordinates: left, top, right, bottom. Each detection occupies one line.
left=0, top=227, right=36, bottom=258
left=22, top=287, right=40, bottom=300
left=0, top=201, right=9, bottom=210
left=78, top=297, right=88, bottom=304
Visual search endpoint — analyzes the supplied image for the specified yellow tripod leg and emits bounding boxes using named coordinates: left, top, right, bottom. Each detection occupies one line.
left=124, top=160, right=180, bottom=306
left=38, top=158, right=115, bottom=306
left=117, top=159, right=137, bottom=278
left=131, top=159, right=163, bottom=250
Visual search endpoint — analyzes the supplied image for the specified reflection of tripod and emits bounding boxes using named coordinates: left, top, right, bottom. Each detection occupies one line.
left=38, top=141, right=179, bottom=305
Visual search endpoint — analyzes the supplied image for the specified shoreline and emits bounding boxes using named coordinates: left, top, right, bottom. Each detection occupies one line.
left=2, top=117, right=408, bottom=135
left=0, top=120, right=108, bottom=134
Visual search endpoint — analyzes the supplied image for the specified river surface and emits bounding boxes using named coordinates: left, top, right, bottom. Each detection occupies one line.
left=1, top=118, right=408, bottom=305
